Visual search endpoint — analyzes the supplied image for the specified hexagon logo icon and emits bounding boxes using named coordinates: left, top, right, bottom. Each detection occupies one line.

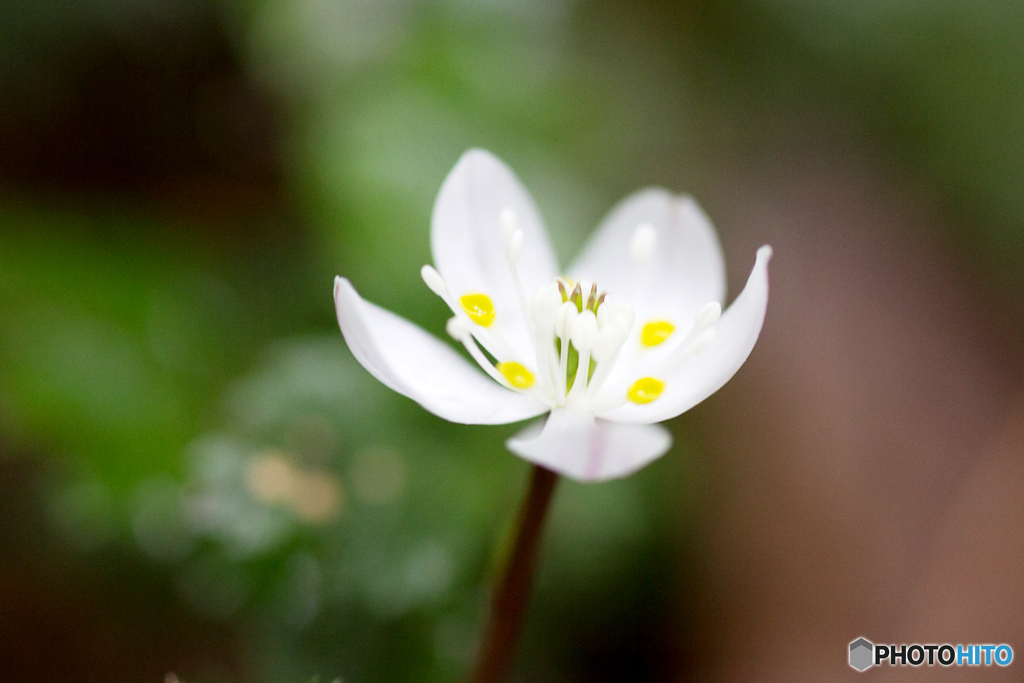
left=849, top=638, right=874, bottom=671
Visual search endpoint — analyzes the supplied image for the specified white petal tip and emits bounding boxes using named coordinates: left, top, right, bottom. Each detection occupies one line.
left=462, top=147, right=491, bottom=160
left=757, top=245, right=773, bottom=262
left=334, top=276, right=347, bottom=299
left=676, top=193, right=697, bottom=206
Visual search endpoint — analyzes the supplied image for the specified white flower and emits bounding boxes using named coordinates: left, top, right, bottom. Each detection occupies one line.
left=334, top=149, right=771, bottom=482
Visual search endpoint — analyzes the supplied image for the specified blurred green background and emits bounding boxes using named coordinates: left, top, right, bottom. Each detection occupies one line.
left=2, top=1, right=1024, bottom=681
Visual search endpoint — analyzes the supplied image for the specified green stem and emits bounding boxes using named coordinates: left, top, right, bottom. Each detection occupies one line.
left=469, top=465, right=559, bottom=683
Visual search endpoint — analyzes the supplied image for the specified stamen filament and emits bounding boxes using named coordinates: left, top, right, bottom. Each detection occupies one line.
left=626, top=223, right=658, bottom=299
left=566, top=345, right=591, bottom=403
left=508, top=254, right=534, bottom=338
left=587, top=395, right=627, bottom=413
left=501, top=211, right=535, bottom=340
left=585, top=348, right=620, bottom=399
left=448, top=319, right=545, bottom=396
left=660, top=301, right=721, bottom=371
left=529, top=283, right=563, bottom=404
left=534, top=329, right=558, bottom=402
left=566, top=309, right=597, bottom=401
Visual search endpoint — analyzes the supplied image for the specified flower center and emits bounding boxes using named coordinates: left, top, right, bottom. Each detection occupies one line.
left=422, top=212, right=723, bottom=411
left=527, top=276, right=634, bottom=407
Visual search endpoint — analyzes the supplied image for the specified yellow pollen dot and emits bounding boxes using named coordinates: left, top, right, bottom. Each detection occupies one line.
left=459, top=293, right=496, bottom=327
left=641, top=320, right=675, bottom=347
left=627, top=377, right=665, bottom=404
left=497, top=361, right=535, bottom=389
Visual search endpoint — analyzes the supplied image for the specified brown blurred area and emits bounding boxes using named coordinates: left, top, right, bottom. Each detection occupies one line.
left=680, top=139, right=1024, bottom=680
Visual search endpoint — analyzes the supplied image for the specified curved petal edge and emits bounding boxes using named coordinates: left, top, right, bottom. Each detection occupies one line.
left=334, top=277, right=548, bottom=425
left=506, top=409, right=673, bottom=482
left=430, top=149, right=559, bottom=357
left=567, top=188, right=727, bottom=322
left=597, top=245, right=772, bottom=424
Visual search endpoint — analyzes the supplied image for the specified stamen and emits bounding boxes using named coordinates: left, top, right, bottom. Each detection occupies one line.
left=555, top=300, right=578, bottom=340
left=530, top=284, right=562, bottom=400
left=693, top=301, right=721, bottom=330
left=630, top=223, right=657, bottom=263
left=446, top=316, right=472, bottom=340
left=506, top=230, right=524, bottom=264
left=570, top=310, right=598, bottom=350
left=420, top=265, right=448, bottom=297
left=661, top=301, right=721, bottom=371
left=640, top=320, right=675, bottom=347
left=459, top=293, right=496, bottom=327
left=592, top=326, right=624, bottom=363
left=688, top=328, right=716, bottom=355
left=500, top=209, right=534, bottom=338
left=598, top=299, right=635, bottom=338
left=425, top=265, right=518, bottom=364
left=584, top=326, right=625, bottom=400
left=422, top=263, right=475, bottom=322
left=500, top=207, right=517, bottom=242
left=497, top=361, right=535, bottom=389
left=627, top=377, right=665, bottom=404
left=447, top=316, right=528, bottom=391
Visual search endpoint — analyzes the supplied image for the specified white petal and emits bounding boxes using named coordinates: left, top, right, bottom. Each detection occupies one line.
left=431, top=149, right=559, bottom=356
left=596, top=246, right=771, bottom=425
left=568, top=189, right=726, bottom=323
left=334, top=277, right=548, bottom=425
left=506, top=409, right=672, bottom=482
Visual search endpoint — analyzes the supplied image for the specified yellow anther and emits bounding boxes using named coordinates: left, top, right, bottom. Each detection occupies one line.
left=497, top=362, right=535, bottom=389
left=627, top=377, right=665, bottom=404
left=640, top=320, right=675, bottom=347
left=459, top=293, right=496, bottom=327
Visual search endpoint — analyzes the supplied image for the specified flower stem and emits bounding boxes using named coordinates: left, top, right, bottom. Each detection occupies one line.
left=469, top=464, right=559, bottom=683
